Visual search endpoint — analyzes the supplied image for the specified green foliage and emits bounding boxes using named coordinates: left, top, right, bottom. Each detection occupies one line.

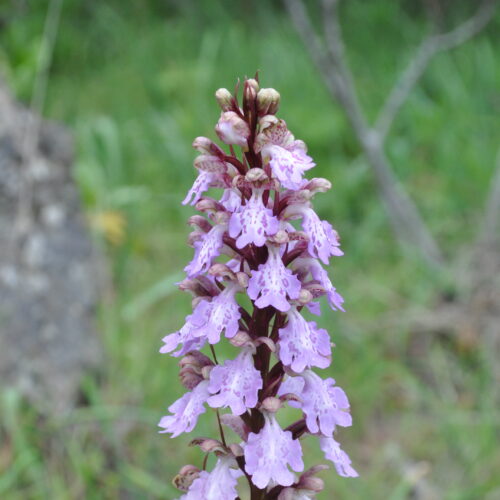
left=0, top=1, right=499, bottom=498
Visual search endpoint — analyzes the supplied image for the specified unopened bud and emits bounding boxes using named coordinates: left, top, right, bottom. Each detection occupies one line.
left=286, top=189, right=312, bottom=205
left=179, top=351, right=213, bottom=389
left=173, top=465, right=200, bottom=492
left=246, top=78, right=260, bottom=94
left=178, top=278, right=201, bottom=294
left=231, top=174, right=246, bottom=189
left=179, top=351, right=212, bottom=370
left=305, top=177, right=332, bottom=193
left=192, top=136, right=224, bottom=157
left=215, top=111, right=250, bottom=147
left=277, top=488, right=295, bottom=500
left=298, top=288, right=313, bottom=305
left=258, top=114, right=279, bottom=131
left=257, top=88, right=280, bottom=115
left=201, top=365, right=213, bottom=379
left=194, top=154, right=227, bottom=173
left=279, top=392, right=302, bottom=405
left=215, top=88, right=233, bottom=111
left=195, top=198, right=224, bottom=213
left=236, top=271, right=249, bottom=288
left=187, top=215, right=212, bottom=232
left=229, top=443, right=244, bottom=457
left=254, top=336, right=276, bottom=352
left=243, top=79, right=259, bottom=110
left=245, top=168, right=268, bottom=184
left=208, top=263, right=235, bottom=280
left=229, top=330, right=252, bottom=347
left=213, top=210, right=230, bottom=225
left=260, top=396, right=282, bottom=413
left=304, top=283, right=327, bottom=298
left=220, top=414, right=250, bottom=441
left=302, top=464, right=329, bottom=478
left=299, top=476, right=324, bottom=493
left=189, top=437, right=226, bottom=454
left=269, top=229, right=289, bottom=245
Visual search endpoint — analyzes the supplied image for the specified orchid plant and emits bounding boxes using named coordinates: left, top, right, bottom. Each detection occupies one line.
left=159, top=76, right=357, bottom=500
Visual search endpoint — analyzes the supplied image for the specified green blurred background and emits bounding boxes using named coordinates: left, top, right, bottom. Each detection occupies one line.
left=0, top=1, right=499, bottom=498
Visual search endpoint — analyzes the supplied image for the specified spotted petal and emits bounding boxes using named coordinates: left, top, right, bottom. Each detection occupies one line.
left=185, top=224, right=226, bottom=278
left=208, top=349, right=263, bottom=415
left=301, top=208, right=343, bottom=265
left=319, top=436, right=358, bottom=478
left=244, top=413, right=304, bottom=489
left=158, top=381, right=209, bottom=438
left=247, top=245, right=301, bottom=312
left=278, top=308, right=331, bottom=372
left=229, top=189, right=279, bottom=248
left=265, top=144, right=315, bottom=190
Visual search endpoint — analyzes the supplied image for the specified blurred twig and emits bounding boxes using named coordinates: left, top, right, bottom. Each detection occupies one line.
left=285, top=0, right=497, bottom=268
left=15, top=0, right=64, bottom=237
left=376, top=0, right=497, bottom=140
left=478, top=147, right=500, bottom=245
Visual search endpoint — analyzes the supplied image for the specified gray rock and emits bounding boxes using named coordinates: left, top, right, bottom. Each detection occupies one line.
left=0, top=80, right=102, bottom=413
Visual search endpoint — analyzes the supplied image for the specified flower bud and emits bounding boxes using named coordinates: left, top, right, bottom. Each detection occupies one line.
left=195, top=198, right=224, bottom=213
left=192, top=136, right=225, bottom=157
left=245, top=167, right=269, bottom=184
left=213, top=210, right=230, bottom=225
left=279, top=392, right=302, bottom=405
left=231, top=174, right=246, bottom=190
left=215, top=88, right=233, bottom=111
left=246, top=78, right=260, bottom=94
left=201, top=365, right=213, bottom=380
left=303, top=283, right=327, bottom=298
left=236, top=271, right=249, bottom=288
left=215, top=111, right=250, bottom=147
left=298, top=288, right=313, bottom=305
left=286, top=189, right=312, bottom=205
left=194, top=154, right=227, bottom=173
left=277, top=488, right=295, bottom=500
left=301, top=464, right=329, bottom=478
left=269, top=229, right=289, bottom=245
left=189, top=437, right=227, bottom=454
left=257, top=88, right=280, bottom=115
left=173, top=465, right=200, bottom=492
left=229, top=443, right=244, bottom=457
left=179, top=351, right=213, bottom=389
left=187, top=215, right=212, bottom=233
left=299, top=476, right=324, bottom=492
left=220, top=414, right=250, bottom=441
left=258, top=114, right=279, bottom=132
left=254, top=336, right=276, bottom=352
left=208, top=263, right=236, bottom=281
left=305, top=177, right=332, bottom=193
left=178, top=277, right=212, bottom=297
left=229, top=330, right=252, bottom=348
left=243, top=79, right=259, bottom=110
left=260, top=396, right=282, bottom=413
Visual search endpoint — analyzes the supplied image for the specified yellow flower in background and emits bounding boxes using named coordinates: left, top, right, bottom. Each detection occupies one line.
left=89, top=210, right=127, bottom=246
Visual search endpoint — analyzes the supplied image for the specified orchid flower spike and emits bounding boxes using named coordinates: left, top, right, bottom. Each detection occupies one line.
left=159, top=77, right=357, bottom=500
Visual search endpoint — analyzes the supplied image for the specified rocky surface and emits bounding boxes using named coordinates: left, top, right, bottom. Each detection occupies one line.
left=0, top=80, right=102, bottom=413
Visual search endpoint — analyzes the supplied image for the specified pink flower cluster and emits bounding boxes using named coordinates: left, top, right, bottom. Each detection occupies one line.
left=159, top=77, right=357, bottom=500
